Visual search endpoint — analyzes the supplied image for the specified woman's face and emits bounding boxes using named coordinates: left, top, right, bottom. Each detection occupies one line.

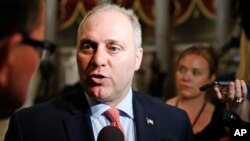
left=175, top=54, right=214, bottom=99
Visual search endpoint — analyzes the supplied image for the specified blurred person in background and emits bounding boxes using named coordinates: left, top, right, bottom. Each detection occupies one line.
left=0, top=0, right=53, bottom=140
left=215, top=0, right=250, bottom=124
left=231, top=0, right=250, bottom=122
left=0, top=0, right=47, bottom=119
left=214, top=1, right=250, bottom=140
left=166, top=44, right=229, bottom=141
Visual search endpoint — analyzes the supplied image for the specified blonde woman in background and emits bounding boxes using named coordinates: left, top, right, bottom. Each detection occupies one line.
left=166, top=44, right=229, bottom=141
left=168, top=43, right=248, bottom=141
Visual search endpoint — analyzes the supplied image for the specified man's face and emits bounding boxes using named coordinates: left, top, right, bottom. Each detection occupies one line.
left=76, top=10, right=143, bottom=106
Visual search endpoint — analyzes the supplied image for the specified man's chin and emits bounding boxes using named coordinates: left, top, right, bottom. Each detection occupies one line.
left=87, top=87, right=109, bottom=98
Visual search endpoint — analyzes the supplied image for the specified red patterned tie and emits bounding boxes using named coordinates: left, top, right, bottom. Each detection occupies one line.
left=105, top=108, right=125, bottom=137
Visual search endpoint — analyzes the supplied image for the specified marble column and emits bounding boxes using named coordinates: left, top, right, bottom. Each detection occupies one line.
left=216, top=0, right=232, bottom=52
left=155, top=0, right=171, bottom=99
left=45, top=0, right=58, bottom=42
left=155, top=0, right=170, bottom=72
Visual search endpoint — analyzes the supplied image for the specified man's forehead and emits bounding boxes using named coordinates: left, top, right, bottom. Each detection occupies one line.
left=87, top=10, right=128, bottom=22
left=82, top=10, right=132, bottom=33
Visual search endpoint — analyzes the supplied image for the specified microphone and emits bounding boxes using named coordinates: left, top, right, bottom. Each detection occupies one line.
left=97, top=126, right=124, bottom=141
left=199, top=81, right=230, bottom=91
left=220, top=109, right=250, bottom=128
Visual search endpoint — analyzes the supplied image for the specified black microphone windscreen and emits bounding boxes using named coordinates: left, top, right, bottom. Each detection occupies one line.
left=97, top=126, right=124, bottom=141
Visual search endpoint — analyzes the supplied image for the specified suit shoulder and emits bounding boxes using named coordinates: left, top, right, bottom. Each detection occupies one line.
left=12, top=93, right=71, bottom=118
left=133, top=91, right=187, bottom=116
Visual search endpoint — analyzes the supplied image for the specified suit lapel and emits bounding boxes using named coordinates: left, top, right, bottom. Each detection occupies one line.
left=62, top=87, right=160, bottom=141
left=133, top=92, right=159, bottom=141
left=64, top=111, right=94, bottom=141
left=63, top=87, right=95, bottom=141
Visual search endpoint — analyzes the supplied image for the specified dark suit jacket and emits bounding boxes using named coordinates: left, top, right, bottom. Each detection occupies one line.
left=5, top=85, right=194, bottom=141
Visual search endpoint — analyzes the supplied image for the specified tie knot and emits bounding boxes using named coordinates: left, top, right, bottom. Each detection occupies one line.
left=105, top=108, right=120, bottom=123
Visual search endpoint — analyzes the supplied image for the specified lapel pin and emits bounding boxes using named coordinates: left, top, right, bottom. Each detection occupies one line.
left=146, top=117, right=154, bottom=125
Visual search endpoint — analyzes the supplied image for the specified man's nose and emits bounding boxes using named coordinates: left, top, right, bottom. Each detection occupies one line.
left=91, top=46, right=107, bottom=67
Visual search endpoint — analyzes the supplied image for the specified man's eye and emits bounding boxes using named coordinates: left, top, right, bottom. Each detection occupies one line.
left=107, top=45, right=121, bottom=54
left=81, top=43, right=91, bottom=50
left=110, top=47, right=120, bottom=51
left=80, top=43, right=93, bottom=53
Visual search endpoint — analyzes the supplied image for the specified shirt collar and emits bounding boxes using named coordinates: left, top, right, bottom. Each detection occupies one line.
left=85, top=88, right=134, bottom=119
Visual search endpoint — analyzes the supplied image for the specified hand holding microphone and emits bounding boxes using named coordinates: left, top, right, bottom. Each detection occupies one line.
left=200, top=79, right=249, bottom=122
left=200, top=79, right=247, bottom=104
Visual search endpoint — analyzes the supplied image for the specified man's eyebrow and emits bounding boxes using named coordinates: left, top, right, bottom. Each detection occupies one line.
left=79, top=38, right=96, bottom=44
left=104, top=39, right=126, bottom=47
left=78, top=39, right=98, bottom=48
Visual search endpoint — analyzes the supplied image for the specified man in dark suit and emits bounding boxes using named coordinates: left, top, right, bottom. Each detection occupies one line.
left=5, top=4, right=194, bottom=141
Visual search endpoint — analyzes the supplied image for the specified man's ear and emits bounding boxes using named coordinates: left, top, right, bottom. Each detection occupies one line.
left=135, top=47, right=143, bottom=71
left=6, top=33, right=23, bottom=51
left=0, top=33, right=22, bottom=86
left=1, top=33, right=22, bottom=56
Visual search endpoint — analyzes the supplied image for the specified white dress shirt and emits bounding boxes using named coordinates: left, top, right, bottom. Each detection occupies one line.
left=85, top=88, right=136, bottom=141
